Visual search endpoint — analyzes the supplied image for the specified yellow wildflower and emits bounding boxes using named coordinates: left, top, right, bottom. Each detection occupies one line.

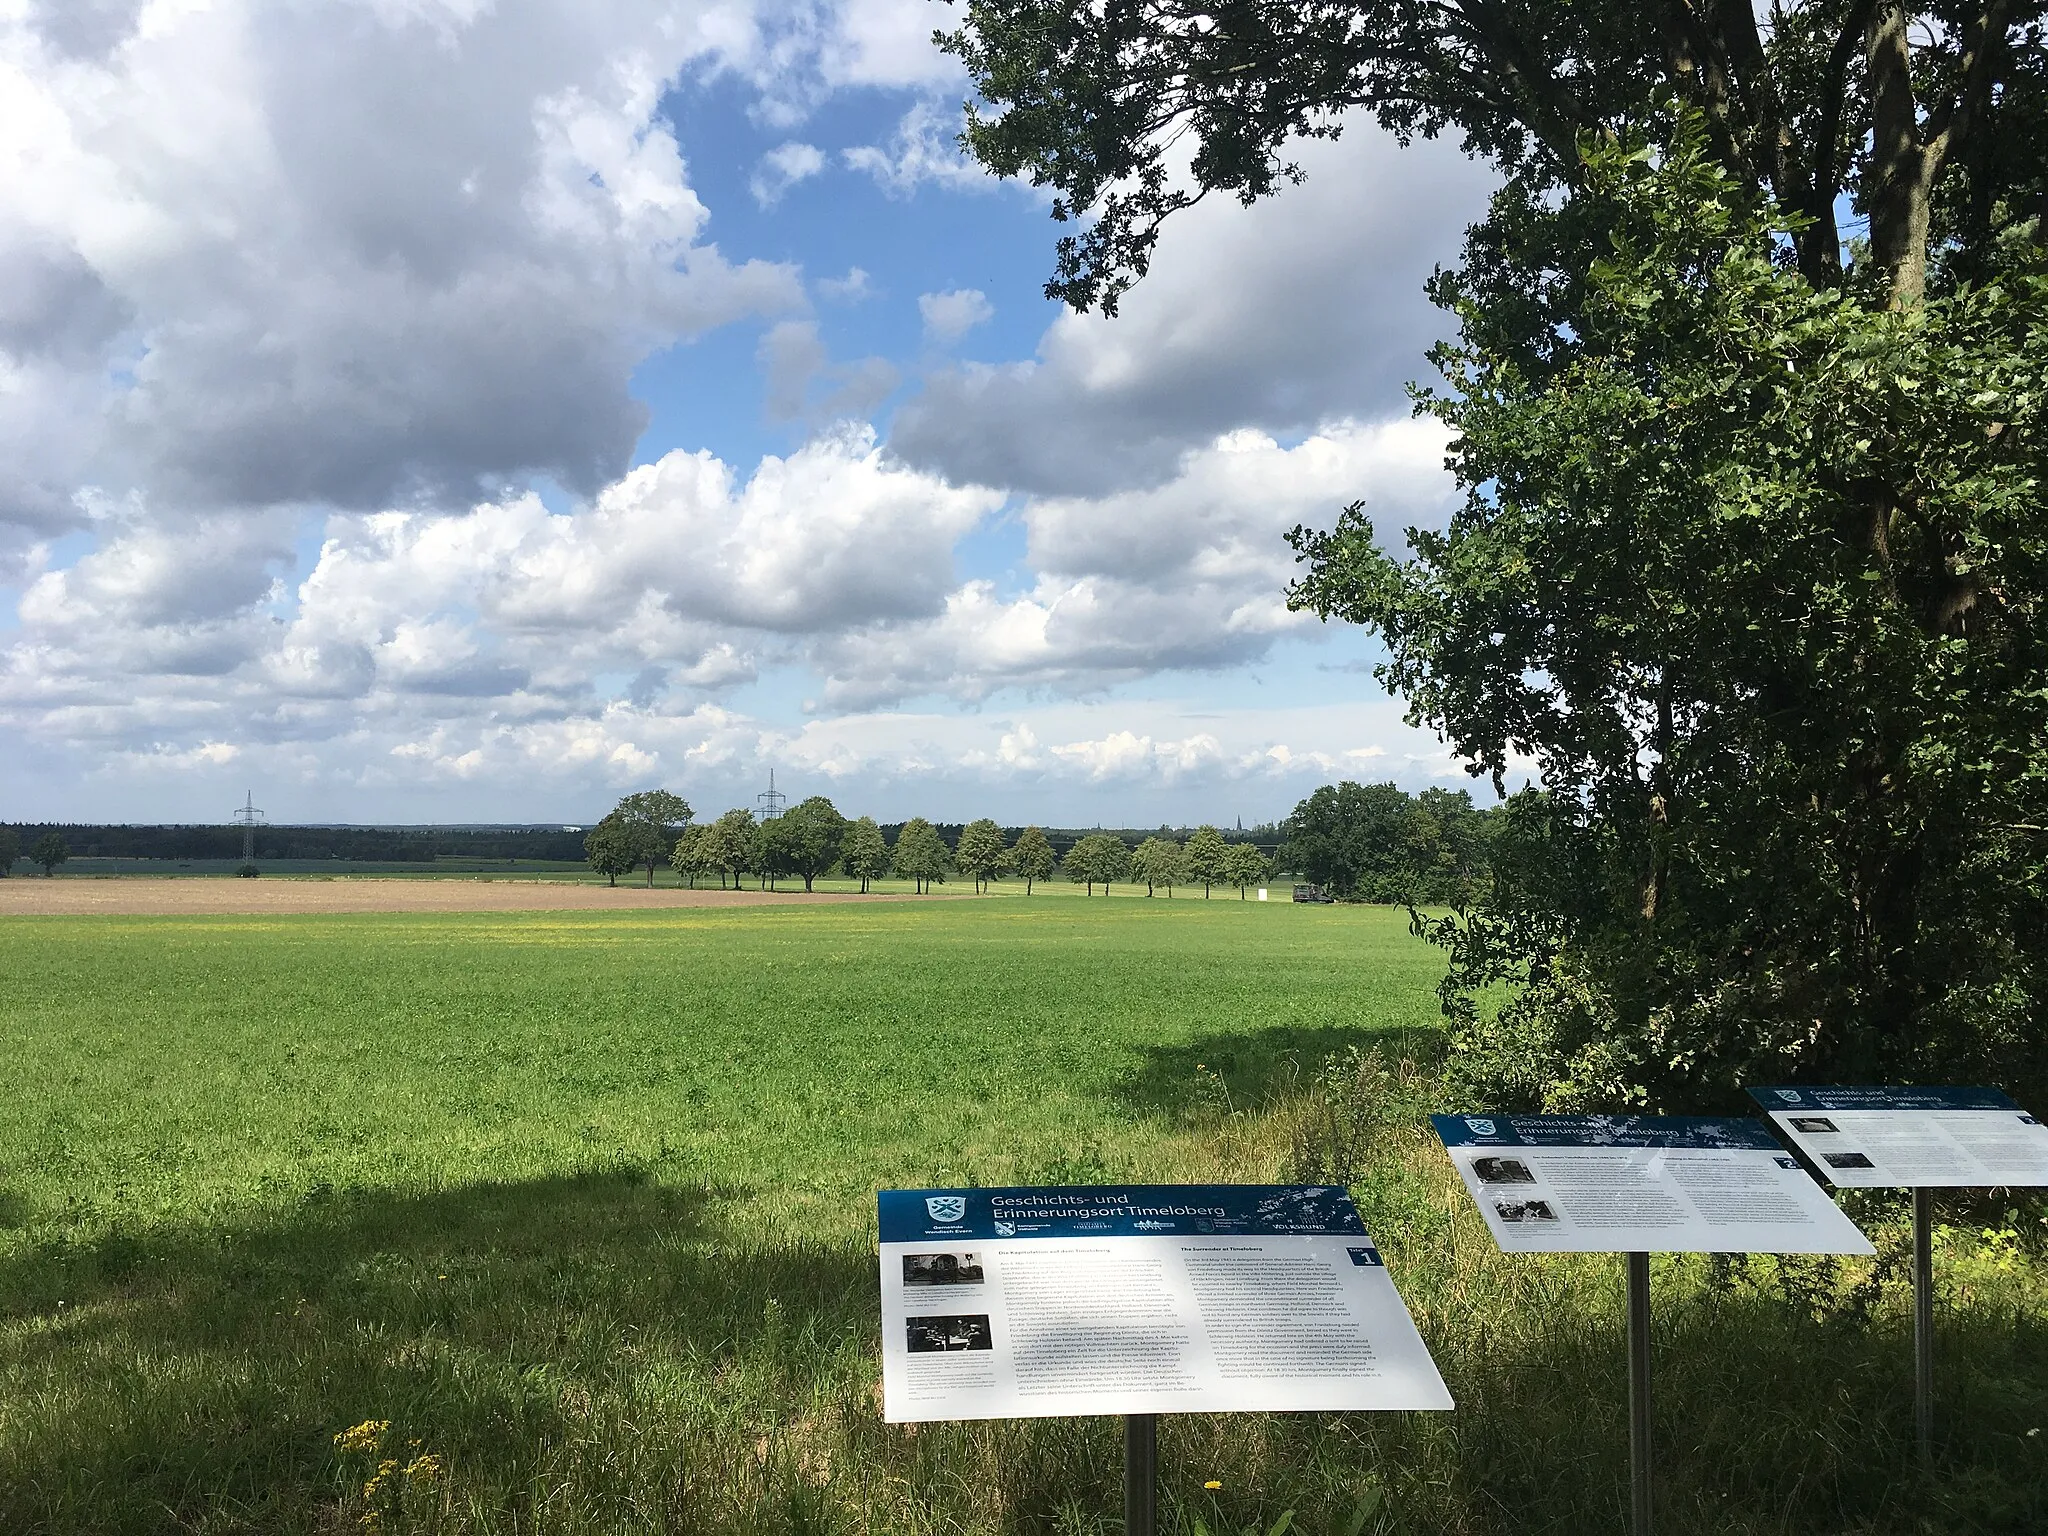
left=333, top=1420, right=389, bottom=1455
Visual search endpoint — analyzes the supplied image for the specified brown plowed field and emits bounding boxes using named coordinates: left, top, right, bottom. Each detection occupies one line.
left=0, top=878, right=949, bottom=916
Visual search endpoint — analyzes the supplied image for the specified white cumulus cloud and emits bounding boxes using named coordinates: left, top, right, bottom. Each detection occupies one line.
left=751, top=140, right=827, bottom=205
left=918, top=288, right=993, bottom=342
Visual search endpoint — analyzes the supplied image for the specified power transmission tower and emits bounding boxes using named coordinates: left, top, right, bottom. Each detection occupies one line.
left=233, top=791, right=266, bottom=874
left=756, top=768, right=786, bottom=820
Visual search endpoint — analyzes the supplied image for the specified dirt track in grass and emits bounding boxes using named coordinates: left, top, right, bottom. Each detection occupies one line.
left=0, top=878, right=958, bottom=916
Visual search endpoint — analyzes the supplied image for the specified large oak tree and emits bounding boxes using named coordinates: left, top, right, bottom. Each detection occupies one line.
left=948, top=1, right=2048, bottom=1107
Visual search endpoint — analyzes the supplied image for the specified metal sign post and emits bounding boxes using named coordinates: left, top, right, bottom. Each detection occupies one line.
left=1124, top=1414, right=1157, bottom=1536
left=1627, top=1252, right=1652, bottom=1536
left=1913, top=1187, right=1933, bottom=1464
left=1750, top=1084, right=2048, bottom=1468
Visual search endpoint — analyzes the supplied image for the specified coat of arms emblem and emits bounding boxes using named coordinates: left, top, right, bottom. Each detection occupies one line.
left=925, top=1195, right=967, bottom=1224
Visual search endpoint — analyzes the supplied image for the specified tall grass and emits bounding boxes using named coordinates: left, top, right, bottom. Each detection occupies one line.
left=0, top=901, right=2040, bottom=1532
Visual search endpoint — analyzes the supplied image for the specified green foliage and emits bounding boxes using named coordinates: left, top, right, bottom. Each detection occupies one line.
left=1131, top=834, right=1185, bottom=895
left=701, top=808, right=757, bottom=889
left=580, top=817, right=635, bottom=887
left=1282, top=783, right=1492, bottom=904
left=0, top=826, right=19, bottom=875
left=750, top=816, right=796, bottom=890
left=891, top=817, right=950, bottom=893
left=945, top=2, right=2044, bottom=314
left=775, top=797, right=847, bottom=893
left=1222, top=842, right=1272, bottom=898
left=29, top=832, right=70, bottom=877
left=1182, top=826, right=1229, bottom=896
left=668, top=825, right=714, bottom=888
left=609, top=790, right=692, bottom=887
left=1063, top=831, right=1132, bottom=894
left=951, top=0, right=2048, bottom=1110
left=955, top=817, right=1009, bottom=892
left=1003, top=825, right=1057, bottom=892
left=1292, top=117, right=2048, bottom=1108
left=839, top=816, right=891, bottom=892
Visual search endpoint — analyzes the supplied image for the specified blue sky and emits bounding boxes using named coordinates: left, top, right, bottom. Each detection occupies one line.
left=0, top=1, right=1505, bottom=828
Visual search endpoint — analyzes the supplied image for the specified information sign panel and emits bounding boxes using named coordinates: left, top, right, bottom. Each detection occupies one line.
left=1433, top=1114, right=1875, bottom=1255
left=1748, top=1085, right=2048, bottom=1188
left=877, top=1184, right=1453, bottom=1423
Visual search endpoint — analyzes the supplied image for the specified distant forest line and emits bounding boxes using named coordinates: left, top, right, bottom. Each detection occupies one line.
left=0, top=820, right=1288, bottom=867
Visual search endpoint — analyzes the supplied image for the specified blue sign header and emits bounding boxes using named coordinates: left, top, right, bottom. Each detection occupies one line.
left=1432, top=1113, right=1781, bottom=1151
left=877, top=1184, right=1370, bottom=1244
left=1747, top=1084, right=2023, bottom=1113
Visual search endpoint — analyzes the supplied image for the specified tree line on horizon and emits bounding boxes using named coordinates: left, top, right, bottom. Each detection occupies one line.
left=580, top=781, right=1497, bottom=902
left=581, top=791, right=1278, bottom=898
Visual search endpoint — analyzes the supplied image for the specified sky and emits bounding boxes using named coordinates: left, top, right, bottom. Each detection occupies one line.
left=0, top=0, right=1501, bottom=829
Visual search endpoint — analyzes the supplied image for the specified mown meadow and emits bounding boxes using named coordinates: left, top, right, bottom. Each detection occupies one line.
left=0, top=894, right=2042, bottom=1533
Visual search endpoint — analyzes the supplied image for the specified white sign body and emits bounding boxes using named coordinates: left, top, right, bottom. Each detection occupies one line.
left=1749, top=1085, right=2048, bottom=1189
left=877, top=1185, right=1452, bottom=1423
left=1432, top=1114, right=1876, bottom=1255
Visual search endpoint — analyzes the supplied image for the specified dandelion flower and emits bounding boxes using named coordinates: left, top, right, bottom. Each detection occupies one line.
left=1204, top=1480, right=1222, bottom=1490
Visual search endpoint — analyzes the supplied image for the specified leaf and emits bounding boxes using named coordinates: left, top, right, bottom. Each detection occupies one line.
left=1336, top=1486, right=1385, bottom=1536
left=1265, top=1513, right=1296, bottom=1536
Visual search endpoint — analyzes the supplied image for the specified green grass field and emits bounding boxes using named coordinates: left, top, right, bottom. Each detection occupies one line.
left=1, top=897, right=2042, bottom=1534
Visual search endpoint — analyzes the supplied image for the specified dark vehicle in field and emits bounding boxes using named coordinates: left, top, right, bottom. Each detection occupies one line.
left=1292, top=883, right=1334, bottom=904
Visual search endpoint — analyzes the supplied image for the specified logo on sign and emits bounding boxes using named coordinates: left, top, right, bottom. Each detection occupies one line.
left=1776, top=1090, right=1804, bottom=1103
left=924, top=1196, right=967, bottom=1224
left=1465, top=1117, right=1496, bottom=1136
left=994, top=1220, right=1016, bottom=1237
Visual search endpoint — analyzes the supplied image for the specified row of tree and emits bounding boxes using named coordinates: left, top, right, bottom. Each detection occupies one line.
left=582, top=793, right=1280, bottom=896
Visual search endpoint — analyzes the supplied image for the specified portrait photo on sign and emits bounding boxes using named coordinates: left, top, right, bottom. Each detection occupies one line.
left=906, top=1314, right=993, bottom=1353
left=1824, top=1152, right=1877, bottom=1169
left=1789, top=1117, right=1839, bottom=1133
left=1473, top=1156, right=1536, bottom=1185
left=1493, top=1198, right=1558, bottom=1223
left=902, top=1252, right=985, bottom=1286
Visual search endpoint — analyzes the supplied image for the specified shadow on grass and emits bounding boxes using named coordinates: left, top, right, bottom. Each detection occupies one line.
left=0, top=1170, right=889, bottom=1534
left=1117, top=1022, right=1443, bottom=1119
left=2, top=1171, right=2043, bottom=1535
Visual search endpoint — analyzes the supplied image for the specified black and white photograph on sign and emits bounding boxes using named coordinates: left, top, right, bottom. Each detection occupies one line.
left=905, top=1314, right=993, bottom=1353
left=903, top=1252, right=985, bottom=1286
left=1434, top=1116, right=1877, bottom=1255
left=1755, top=1087, right=2048, bottom=1189
left=1473, top=1156, right=1536, bottom=1185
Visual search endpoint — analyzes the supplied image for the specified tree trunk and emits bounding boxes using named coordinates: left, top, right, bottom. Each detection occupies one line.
left=1864, top=0, right=2007, bottom=308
